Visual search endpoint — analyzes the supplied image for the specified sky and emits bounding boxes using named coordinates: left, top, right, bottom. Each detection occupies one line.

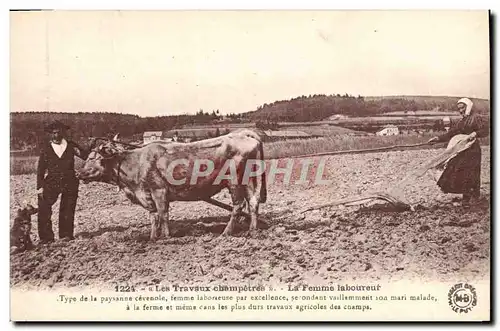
left=10, top=10, right=490, bottom=117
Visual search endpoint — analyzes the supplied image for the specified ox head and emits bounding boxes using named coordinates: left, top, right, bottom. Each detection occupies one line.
left=77, top=134, right=128, bottom=183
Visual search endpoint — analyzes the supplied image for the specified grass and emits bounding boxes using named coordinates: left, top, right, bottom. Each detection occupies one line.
left=285, top=125, right=362, bottom=137
left=263, top=133, right=438, bottom=159
left=10, top=134, right=490, bottom=175
left=10, top=156, right=85, bottom=176
left=10, top=156, right=38, bottom=175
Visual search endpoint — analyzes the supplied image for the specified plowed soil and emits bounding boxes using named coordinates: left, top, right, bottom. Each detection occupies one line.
left=10, top=147, right=491, bottom=290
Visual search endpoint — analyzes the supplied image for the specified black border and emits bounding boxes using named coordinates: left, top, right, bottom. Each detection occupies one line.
left=487, top=8, right=496, bottom=326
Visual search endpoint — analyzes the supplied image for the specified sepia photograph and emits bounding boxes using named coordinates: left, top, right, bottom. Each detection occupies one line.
left=9, top=9, right=491, bottom=322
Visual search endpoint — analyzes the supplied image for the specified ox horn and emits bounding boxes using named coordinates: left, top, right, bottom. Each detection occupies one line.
left=112, top=134, right=120, bottom=141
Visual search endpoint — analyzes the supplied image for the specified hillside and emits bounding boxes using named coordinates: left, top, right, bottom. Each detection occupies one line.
left=10, top=94, right=490, bottom=150
left=365, top=94, right=489, bottom=104
left=9, top=111, right=222, bottom=150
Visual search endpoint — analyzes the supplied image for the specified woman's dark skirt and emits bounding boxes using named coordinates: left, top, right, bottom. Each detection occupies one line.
left=437, top=141, right=481, bottom=196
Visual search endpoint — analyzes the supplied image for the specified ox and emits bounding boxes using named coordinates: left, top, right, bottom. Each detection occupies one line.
left=76, top=129, right=267, bottom=241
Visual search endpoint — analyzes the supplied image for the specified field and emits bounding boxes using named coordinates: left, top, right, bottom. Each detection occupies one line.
left=10, top=133, right=441, bottom=175
left=262, top=133, right=439, bottom=159
left=9, top=145, right=490, bottom=290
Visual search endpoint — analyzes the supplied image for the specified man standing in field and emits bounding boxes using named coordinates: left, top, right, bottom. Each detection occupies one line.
left=36, top=120, right=89, bottom=244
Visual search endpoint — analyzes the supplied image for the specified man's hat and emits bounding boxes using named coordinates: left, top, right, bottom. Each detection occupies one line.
left=44, top=120, right=70, bottom=132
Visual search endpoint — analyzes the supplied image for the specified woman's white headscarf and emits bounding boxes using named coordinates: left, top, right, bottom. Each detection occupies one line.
left=457, top=97, right=473, bottom=116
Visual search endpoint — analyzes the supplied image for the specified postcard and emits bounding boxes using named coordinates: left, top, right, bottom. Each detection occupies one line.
left=9, top=9, right=491, bottom=322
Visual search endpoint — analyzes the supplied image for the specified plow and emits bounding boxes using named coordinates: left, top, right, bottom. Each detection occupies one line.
left=203, top=132, right=478, bottom=219
left=298, top=132, right=478, bottom=214
left=108, top=132, right=478, bottom=220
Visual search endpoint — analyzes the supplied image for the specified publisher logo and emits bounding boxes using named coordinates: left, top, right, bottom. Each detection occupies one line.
left=448, top=283, right=477, bottom=313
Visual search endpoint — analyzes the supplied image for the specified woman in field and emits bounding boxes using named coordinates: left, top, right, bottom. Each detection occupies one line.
left=427, top=98, right=489, bottom=206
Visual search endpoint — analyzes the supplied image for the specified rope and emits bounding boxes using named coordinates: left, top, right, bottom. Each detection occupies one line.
left=90, top=135, right=453, bottom=218
left=275, top=141, right=433, bottom=160
left=92, top=134, right=437, bottom=160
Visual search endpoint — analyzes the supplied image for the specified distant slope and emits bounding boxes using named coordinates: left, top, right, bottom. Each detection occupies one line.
left=243, top=94, right=490, bottom=122
left=10, top=94, right=490, bottom=150
left=364, top=95, right=489, bottom=102
left=365, top=95, right=490, bottom=111
left=10, top=111, right=203, bottom=150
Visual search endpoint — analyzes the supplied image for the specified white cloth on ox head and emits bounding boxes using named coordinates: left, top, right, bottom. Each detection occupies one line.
left=457, top=97, right=474, bottom=116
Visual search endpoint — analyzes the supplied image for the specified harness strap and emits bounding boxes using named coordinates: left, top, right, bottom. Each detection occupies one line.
left=112, top=158, right=123, bottom=190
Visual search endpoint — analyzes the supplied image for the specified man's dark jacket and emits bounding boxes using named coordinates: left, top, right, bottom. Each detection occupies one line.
left=37, top=140, right=88, bottom=191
